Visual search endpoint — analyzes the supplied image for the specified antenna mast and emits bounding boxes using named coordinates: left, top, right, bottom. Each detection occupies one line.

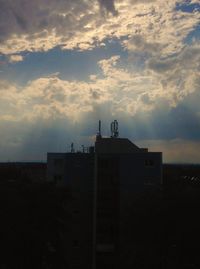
left=96, top=120, right=102, bottom=140
left=71, top=142, right=75, bottom=153
left=111, top=120, right=119, bottom=138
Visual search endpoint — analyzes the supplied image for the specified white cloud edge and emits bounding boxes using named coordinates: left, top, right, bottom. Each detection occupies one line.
left=8, top=54, right=24, bottom=63
left=0, top=0, right=199, bottom=57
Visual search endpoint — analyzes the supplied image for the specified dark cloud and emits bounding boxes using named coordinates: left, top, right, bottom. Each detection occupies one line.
left=91, top=90, right=101, bottom=100
left=147, top=58, right=177, bottom=73
left=100, top=88, right=200, bottom=143
left=0, top=0, right=118, bottom=47
left=146, top=45, right=200, bottom=74
left=127, top=35, right=162, bottom=58
left=0, top=0, right=120, bottom=54
left=151, top=105, right=200, bottom=140
left=0, top=0, right=92, bottom=44
left=140, top=93, right=154, bottom=105
left=98, top=0, right=118, bottom=16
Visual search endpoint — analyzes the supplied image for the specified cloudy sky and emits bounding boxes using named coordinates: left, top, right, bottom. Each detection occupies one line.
left=0, top=0, right=200, bottom=162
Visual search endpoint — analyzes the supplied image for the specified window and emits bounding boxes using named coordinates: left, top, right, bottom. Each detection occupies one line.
left=74, top=161, right=82, bottom=168
left=54, top=159, right=63, bottom=167
left=144, top=178, right=154, bottom=186
left=96, top=244, right=115, bottom=252
left=54, top=175, right=62, bottom=183
left=100, top=159, right=109, bottom=170
left=73, top=240, right=80, bottom=248
left=145, top=159, right=154, bottom=167
left=73, top=209, right=79, bottom=215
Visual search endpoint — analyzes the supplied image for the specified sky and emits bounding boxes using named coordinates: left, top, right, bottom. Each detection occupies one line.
left=0, top=0, right=200, bottom=163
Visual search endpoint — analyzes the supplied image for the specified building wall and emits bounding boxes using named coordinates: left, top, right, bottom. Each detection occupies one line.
left=47, top=152, right=95, bottom=269
left=94, top=154, right=120, bottom=269
left=0, top=162, right=46, bottom=183
left=47, top=138, right=162, bottom=269
left=118, top=152, right=162, bottom=269
left=47, top=153, right=65, bottom=184
left=62, top=154, right=94, bottom=269
left=93, top=151, right=162, bottom=269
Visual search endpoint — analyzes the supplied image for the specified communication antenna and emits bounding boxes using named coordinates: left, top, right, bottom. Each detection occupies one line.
left=71, top=142, right=75, bottom=153
left=111, top=120, right=119, bottom=138
left=96, top=120, right=102, bottom=139
left=81, top=145, right=85, bottom=153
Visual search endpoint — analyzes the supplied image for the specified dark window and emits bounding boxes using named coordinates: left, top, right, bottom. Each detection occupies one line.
left=73, top=209, right=79, bottom=214
left=100, top=159, right=109, bottom=170
left=54, top=175, right=62, bottom=183
left=73, top=240, right=79, bottom=248
left=145, top=159, right=154, bottom=167
left=74, top=162, right=81, bottom=168
left=54, top=159, right=63, bottom=167
left=144, top=178, right=154, bottom=185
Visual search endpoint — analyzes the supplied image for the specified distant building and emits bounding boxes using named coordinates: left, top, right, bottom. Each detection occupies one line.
left=0, top=162, right=46, bottom=183
left=47, top=120, right=162, bottom=269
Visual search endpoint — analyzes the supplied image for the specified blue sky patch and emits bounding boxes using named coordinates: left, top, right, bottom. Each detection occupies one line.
left=176, top=1, right=200, bottom=13
left=0, top=38, right=128, bottom=85
left=184, top=24, right=200, bottom=44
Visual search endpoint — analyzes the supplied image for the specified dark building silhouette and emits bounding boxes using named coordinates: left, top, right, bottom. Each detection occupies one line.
left=47, top=152, right=94, bottom=268
left=47, top=121, right=162, bottom=269
left=0, top=162, right=46, bottom=183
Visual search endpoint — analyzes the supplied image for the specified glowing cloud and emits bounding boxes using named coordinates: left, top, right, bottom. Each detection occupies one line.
left=8, top=54, right=24, bottom=63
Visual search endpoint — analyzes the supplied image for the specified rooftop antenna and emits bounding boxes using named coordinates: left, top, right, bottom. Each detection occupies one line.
left=99, top=120, right=101, bottom=137
left=81, top=145, right=85, bottom=153
left=111, top=120, right=119, bottom=138
left=71, top=142, right=75, bottom=153
left=96, top=120, right=102, bottom=140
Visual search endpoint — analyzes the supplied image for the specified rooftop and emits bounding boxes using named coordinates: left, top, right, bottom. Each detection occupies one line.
left=95, top=137, right=148, bottom=154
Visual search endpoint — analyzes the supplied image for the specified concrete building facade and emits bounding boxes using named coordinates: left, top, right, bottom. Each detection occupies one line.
left=93, top=136, right=162, bottom=269
left=47, top=123, right=162, bottom=269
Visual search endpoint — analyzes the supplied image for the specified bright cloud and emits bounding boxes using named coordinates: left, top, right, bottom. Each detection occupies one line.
left=0, top=0, right=199, bottom=56
left=0, top=0, right=200, bottom=162
left=1, top=42, right=200, bottom=122
left=8, top=54, right=24, bottom=63
left=0, top=56, right=167, bottom=122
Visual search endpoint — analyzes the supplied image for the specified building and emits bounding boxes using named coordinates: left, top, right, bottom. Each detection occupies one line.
left=47, top=152, right=94, bottom=269
left=94, top=121, right=162, bottom=269
left=47, top=120, right=162, bottom=269
left=0, top=162, right=46, bottom=184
